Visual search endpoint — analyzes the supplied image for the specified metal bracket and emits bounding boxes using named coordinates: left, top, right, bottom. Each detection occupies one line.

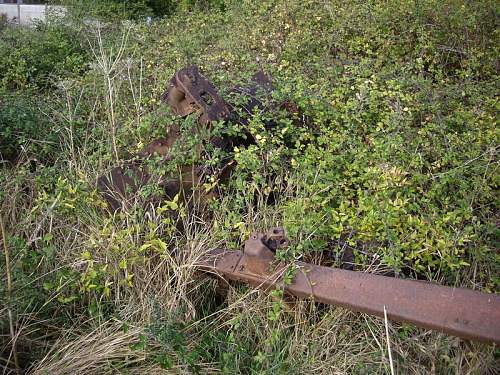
left=241, top=227, right=288, bottom=275
left=163, top=65, right=231, bottom=125
left=98, top=66, right=277, bottom=211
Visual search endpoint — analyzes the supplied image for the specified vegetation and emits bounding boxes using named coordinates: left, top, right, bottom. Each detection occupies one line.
left=61, top=0, right=226, bottom=20
left=1, top=0, right=499, bottom=373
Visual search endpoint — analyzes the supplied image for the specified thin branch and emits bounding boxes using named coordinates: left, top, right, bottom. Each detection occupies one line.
left=1, top=215, right=21, bottom=375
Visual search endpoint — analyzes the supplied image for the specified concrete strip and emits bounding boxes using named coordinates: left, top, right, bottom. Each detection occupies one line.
left=0, top=4, right=66, bottom=25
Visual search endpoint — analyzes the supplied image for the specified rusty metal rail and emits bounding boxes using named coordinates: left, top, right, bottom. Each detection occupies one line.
left=197, top=228, right=500, bottom=344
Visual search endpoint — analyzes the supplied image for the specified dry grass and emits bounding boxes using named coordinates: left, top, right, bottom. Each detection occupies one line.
left=31, top=322, right=147, bottom=375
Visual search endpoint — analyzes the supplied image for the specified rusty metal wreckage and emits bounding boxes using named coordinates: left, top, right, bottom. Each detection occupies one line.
left=98, top=66, right=500, bottom=345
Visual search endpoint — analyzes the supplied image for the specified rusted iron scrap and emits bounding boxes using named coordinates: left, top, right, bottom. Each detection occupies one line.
left=98, top=65, right=270, bottom=212
left=164, top=65, right=232, bottom=125
left=197, top=228, right=500, bottom=345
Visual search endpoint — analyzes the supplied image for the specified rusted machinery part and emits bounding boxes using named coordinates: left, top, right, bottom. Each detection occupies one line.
left=97, top=164, right=149, bottom=212
left=196, top=228, right=500, bottom=344
left=97, top=163, right=211, bottom=212
left=227, top=70, right=274, bottom=122
left=97, top=132, right=237, bottom=212
left=137, top=131, right=180, bottom=159
left=97, top=67, right=283, bottom=211
left=97, top=136, right=172, bottom=212
left=163, top=66, right=277, bottom=127
left=163, top=65, right=231, bottom=125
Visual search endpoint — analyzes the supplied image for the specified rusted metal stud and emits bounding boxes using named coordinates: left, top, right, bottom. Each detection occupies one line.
left=264, top=227, right=289, bottom=251
left=242, top=232, right=275, bottom=275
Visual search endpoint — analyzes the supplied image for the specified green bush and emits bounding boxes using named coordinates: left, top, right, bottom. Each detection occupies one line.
left=130, top=0, right=499, bottom=284
left=0, top=23, right=87, bottom=90
left=0, top=94, right=53, bottom=161
left=62, top=0, right=226, bottom=21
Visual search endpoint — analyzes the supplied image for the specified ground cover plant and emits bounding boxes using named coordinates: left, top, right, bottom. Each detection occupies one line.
left=1, top=0, right=499, bottom=373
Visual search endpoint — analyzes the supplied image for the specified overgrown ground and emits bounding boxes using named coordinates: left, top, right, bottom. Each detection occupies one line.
left=1, top=0, right=499, bottom=373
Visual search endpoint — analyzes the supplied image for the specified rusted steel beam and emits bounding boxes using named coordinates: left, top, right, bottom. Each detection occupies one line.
left=197, top=229, right=500, bottom=344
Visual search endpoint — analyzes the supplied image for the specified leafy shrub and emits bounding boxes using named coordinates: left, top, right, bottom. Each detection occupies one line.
left=63, top=0, right=226, bottom=20
left=0, top=23, right=87, bottom=90
left=0, top=94, right=54, bottom=161
left=62, top=0, right=153, bottom=21
left=128, top=0, right=499, bottom=284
